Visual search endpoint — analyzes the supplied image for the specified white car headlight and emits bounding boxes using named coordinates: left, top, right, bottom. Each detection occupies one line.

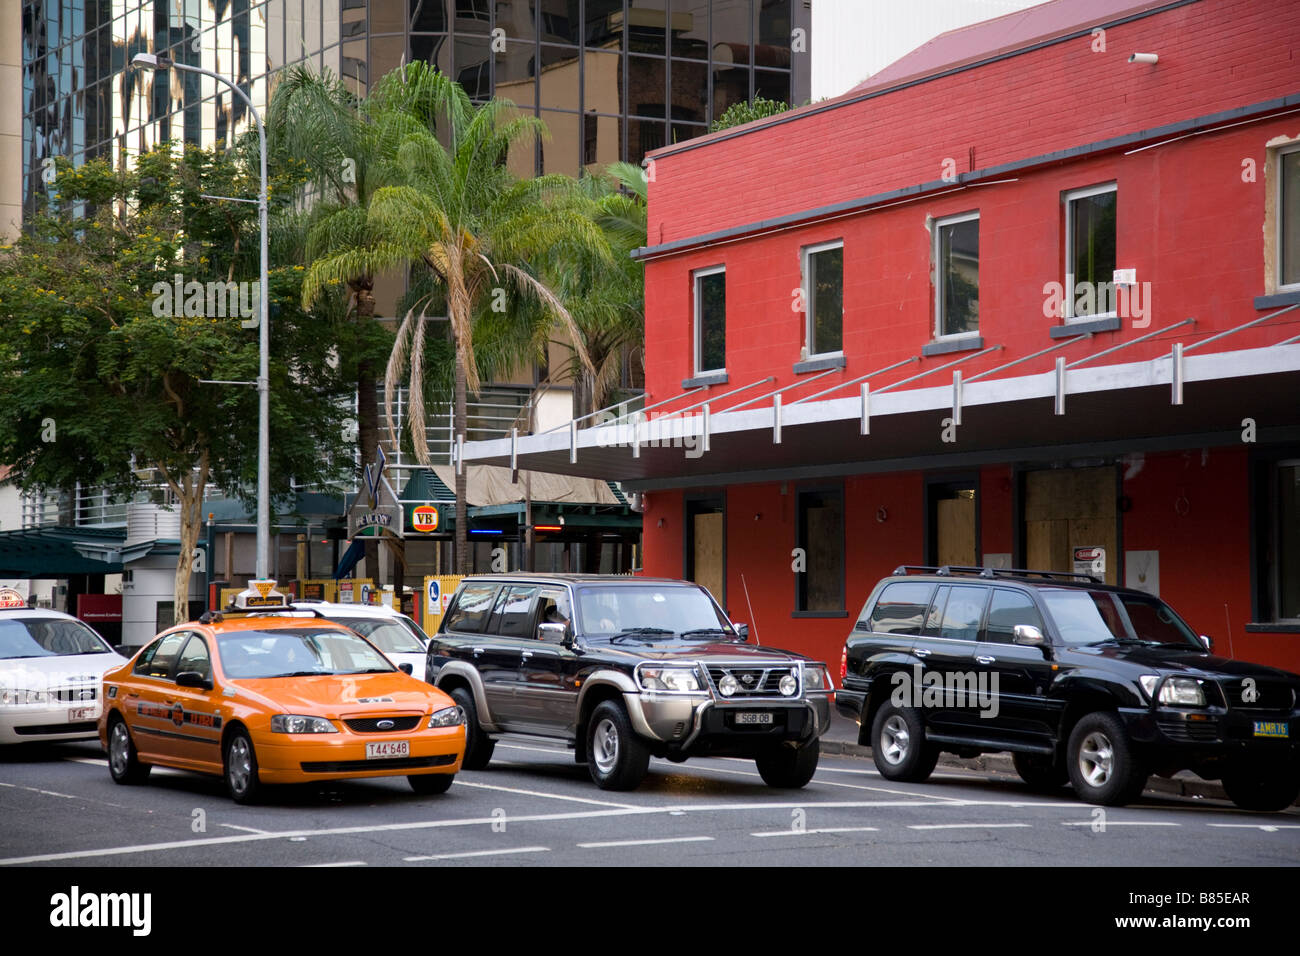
left=428, top=705, right=466, bottom=728
left=1140, top=675, right=1207, bottom=707
left=1, top=689, right=49, bottom=706
left=638, top=665, right=704, bottom=693
left=270, top=714, right=338, bottom=734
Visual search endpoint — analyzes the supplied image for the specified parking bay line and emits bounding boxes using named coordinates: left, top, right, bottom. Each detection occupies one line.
left=302, top=860, right=368, bottom=867
left=752, top=827, right=880, bottom=838
left=577, top=836, right=714, bottom=849
left=908, top=823, right=1033, bottom=830
left=1060, top=821, right=1181, bottom=827
left=452, top=779, right=638, bottom=809
left=0, top=799, right=990, bottom=866
left=1206, top=823, right=1300, bottom=831
left=687, top=762, right=973, bottom=802
left=404, top=846, right=551, bottom=862
left=0, top=781, right=76, bottom=799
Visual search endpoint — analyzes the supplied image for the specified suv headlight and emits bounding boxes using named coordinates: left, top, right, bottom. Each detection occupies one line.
left=428, top=705, right=466, bottom=728
left=638, top=665, right=704, bottom=693
left=270, top=714, right=338, bottom=734
left=802, top=664, right=832, bottom=692
left=1140, top=675, right=1207, bottom=707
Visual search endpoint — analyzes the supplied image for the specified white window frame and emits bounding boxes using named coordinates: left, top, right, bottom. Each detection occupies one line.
left=801, top=239, right=845, bottom=360
left=1277, top=143, right=1300, bottom=292
left=1063, top=182, right=1118, bottom=322
left=932, top=211, right=981, bottom=340
left=693, top=264, right=727, bottom=375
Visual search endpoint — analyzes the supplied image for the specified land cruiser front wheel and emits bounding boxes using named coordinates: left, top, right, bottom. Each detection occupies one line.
left=755, top=738, right=820, bottom=788
left=1066, top=712, right=1148, bottom=807
left=870, top=702, right=939, bottom=782
left=586, top=701, right=650, bottom=791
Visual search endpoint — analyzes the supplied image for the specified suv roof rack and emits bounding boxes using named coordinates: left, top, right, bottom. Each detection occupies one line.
left=891, top=564, right=1102, bottom=584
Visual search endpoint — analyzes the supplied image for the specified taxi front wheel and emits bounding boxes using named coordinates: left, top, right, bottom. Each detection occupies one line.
left=107, top=716, right=151, bottom=785
left=224, top=728, right=263, bottom=804
left=408, top=773, right=454, bottom=795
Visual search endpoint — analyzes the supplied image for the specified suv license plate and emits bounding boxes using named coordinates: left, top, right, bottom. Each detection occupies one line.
left=1252, top=721, right=1288, bottom=738
left=366, top=740, right=410, bottom=759
left=735, top=712, right=773, bottom=726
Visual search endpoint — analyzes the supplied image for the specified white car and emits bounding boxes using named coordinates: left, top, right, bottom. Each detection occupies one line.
left=0, top=606, right=127, bottom=744
left=291, top=601, right=430, bottom=677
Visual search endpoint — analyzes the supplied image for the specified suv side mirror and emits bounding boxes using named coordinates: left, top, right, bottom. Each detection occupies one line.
left=733, top=623, right=749, bottom=642
left=538, top=622, right=568, bottom=645
left=1199, top=634, right=1213, bottom=652
left=175, top=671, right=211, bottom=690
left=1013, top=624, right=1047, bottom=648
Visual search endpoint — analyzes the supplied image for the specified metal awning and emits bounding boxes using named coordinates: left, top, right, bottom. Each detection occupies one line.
left=0, top=527, right=128, bottom=578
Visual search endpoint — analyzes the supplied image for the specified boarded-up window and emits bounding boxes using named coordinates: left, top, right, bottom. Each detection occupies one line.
left=796, top=487, right=844, bottom=612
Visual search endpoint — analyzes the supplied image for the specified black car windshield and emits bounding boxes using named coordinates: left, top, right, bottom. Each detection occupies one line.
left=577, top=585, right=735, bottom=641
left=333, top=618, right=425, bottom=654
left=217, top=628, right=396, bottom=678
left=1040, top=590, right=1202, bottom=648
left=0, top=617, right=113, bottom=658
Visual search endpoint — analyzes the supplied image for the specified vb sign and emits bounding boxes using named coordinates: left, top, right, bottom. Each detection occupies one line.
left=411, top=504, right=440, bottom=533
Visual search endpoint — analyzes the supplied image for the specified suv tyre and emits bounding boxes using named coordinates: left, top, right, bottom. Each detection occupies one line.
left=1221, top=762, right=1300, bottom=812
left=1012, top=752, right=1068, bottom=790
left=755, top=738, right=820, bottom=788
left=1066, top=712, right=1148, bottom=806
left=870, top=702, right=940, bottom=782
left=587, top=700, right=650, bottom=791
left=451, top=686, right=496, bottom=770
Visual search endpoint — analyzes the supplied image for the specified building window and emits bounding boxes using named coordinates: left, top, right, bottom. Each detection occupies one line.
left=1258, top=459, right=1300, bottom=622
left=1064, top=183, right=1117, bottom=320
left=693, top=266, right=726, bottom=374
left=795, top=486, right=845, bottom=614
left=802, top=240, right=843, bottom=357
left=1280, top=144, right=1300, bottom=290
left=934, top=213, right=979, bottom=337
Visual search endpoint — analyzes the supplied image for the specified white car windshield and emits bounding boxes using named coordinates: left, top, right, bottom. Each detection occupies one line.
left=0, top=617, right=113, bottom=659
left=337, top=619, right=425, bottom=654
left=217, top=628, right=396, bottom=678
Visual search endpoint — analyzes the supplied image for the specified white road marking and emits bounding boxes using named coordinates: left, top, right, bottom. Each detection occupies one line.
left=497, top=743, right=571, bottom=755
left=454, top=780, right=636, bottom=809
left=67, top=758, right=106, bottom=766
left=577, top=836, right=713, bottom=849
left=0, top=800, right=996, bottom=866
left=1207, top=823, right=1300, bottom=831
left=404, top=846, right=550, bottom=861
left=815, top=765, right=986, bottom=782
left=303, top=861, right=367, bottom=867
left=751, top=827, right=880, bottom=837
left=684, top=762, right=967, bottom=802
left=908, top=823, right=1032, bottom=830
left=1061, top=821, right=1181, bottom=827
left=219, top=824, right=270, bottom=834
left=0, top=782, right=76, bottom=799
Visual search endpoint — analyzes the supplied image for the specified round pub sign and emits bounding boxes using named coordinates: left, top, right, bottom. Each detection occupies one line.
left=411, top=504, right=440, bottom=533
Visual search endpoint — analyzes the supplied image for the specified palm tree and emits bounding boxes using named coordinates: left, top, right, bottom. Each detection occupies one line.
left=303, top=64, right=607, bottom=574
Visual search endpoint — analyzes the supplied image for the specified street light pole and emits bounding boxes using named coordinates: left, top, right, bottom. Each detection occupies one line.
left=133, top=52, right=271, bottom=580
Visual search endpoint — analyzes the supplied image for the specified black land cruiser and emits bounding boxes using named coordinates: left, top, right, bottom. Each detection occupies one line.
left=425, top=575, right=833, bottom=791
left=837, top=566, right=1300, bottom=810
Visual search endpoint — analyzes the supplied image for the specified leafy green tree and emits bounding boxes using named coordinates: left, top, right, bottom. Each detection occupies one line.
left=303, top=64, right=607, bottom=573
left=710, top=97, right=791, bottom=132
left=0, top=145, right=352, bottom=622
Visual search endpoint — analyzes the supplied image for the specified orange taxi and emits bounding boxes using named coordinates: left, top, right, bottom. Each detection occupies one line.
left=98, top=583, right=465, bottom=803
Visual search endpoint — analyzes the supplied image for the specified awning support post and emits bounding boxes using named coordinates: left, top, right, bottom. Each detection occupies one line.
left=860, top=383, right=870, bottom=435
left=569, top=419, right=577, bottom=463
left=773, top=393, right=783, bottom=445
left=952, top=370, right=963, bottom=426
left=1171, top=342, right=1184, bottom=405
left=1054, top=357, right=1066, bottom=416
left=702, top=403, right=711, bottom=453
left=510, top=427, right=518, bottom=482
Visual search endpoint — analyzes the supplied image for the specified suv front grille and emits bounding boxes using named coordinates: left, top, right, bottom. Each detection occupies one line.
left=344, top=716, right=422, bottom=733
left=1156, top=717, right=1219, bottom=743
left=1218, top=679, right=1296, bottom=714
left=706, top=665, right=798, bottom=697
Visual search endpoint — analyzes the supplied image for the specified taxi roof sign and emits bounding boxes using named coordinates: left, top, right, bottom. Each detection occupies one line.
left=0, top=587, right=27, bottom=609
left=230, top=580, right=289, bottom=611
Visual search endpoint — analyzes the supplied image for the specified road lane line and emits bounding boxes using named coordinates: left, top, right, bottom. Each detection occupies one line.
left=219, top=824, right=270, bottom=834
left=67, top=758, right=106, bottom=766
left=908, top=823, right=1032, bottom=830
left=453, top=780, right=636, bottom=809
left=303, top=861, right=367, bottom=867
left=0, top=782, right=76, bottom=799
left=404, top=846, right=550, bottom=861
left=1207, top=823, right=1300, bottom=831
left=683, top=763, right=967, bottom=802
left=1060, top=821, right=1181, bottom=827
left=497, top=743, right=571, bottom=755
left=577, top=836, right=713, bottom=849
left=751, top=827, right=880, bottom=837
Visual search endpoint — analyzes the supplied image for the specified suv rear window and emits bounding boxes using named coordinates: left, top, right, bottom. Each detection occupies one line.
left=861, top=582, right=935, bottom=634
left=443, top=583, right=499, bottom=634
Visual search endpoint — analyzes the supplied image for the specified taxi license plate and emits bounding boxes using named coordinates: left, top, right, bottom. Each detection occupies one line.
left=735, top=712, right=773, bottom=726
left=68, top=707, right=94, bottom=721
left=365, top=740, right=410, bottom=759
left=1252, top=721, right=1289, bottom=738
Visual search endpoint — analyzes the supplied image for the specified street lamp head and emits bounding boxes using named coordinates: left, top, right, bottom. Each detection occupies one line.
left=132, top=52, right=173, bottom=70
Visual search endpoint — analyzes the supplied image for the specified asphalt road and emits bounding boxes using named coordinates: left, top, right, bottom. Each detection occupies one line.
left=1, top=736, right=1297, bottom=868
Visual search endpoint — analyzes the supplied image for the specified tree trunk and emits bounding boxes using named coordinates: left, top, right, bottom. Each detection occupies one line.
left=172, top=452, right=210, bottom=626
left=354, top=280, right=380, bottom=589
left=454, top=344, right=470, bottom=575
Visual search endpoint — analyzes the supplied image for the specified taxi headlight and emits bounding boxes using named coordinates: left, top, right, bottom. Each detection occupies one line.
left=1, top=689, right=49, bottom=706
left=270, top=714, right=337, bottom=734
left=428, top=705, right=466, bottom=728
left=638, top=665, right=704, bottom=693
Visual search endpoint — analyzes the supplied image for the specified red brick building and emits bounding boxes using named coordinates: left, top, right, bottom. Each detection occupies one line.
left=466, top=0, right=1300, bottom=674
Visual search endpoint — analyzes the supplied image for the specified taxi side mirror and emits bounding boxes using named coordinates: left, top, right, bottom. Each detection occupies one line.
left=175, top=671, right=211, bottom=690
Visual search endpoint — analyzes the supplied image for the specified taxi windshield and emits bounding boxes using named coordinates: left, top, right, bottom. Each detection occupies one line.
left=336, top=619, right=425, bottom=654
left=217, top=627, right=396, bottom=678
left=0, top=617, right=112, bottom=659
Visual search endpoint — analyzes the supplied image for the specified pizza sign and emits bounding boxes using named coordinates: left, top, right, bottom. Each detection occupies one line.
left=411, top=504, right=440, bottom=533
